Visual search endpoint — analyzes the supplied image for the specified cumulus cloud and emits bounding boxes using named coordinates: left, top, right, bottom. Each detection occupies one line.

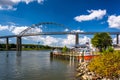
left=11, top=26, right=28, bottom=35
left=0, top=39, right=5, bottom=43
left=26, top=27, right=42, bottom=34
left=55, top=35, right=90, bottom=47
left=64, top=28, right=69, bottom=32
left=0, top=0, right=44, bottom=10
left=24, top=34, right=91, bottom=47
left=72, top=29, right=84, bottom=32
left=0, top=5, right=17, bottom=10
left=107, top=15, right=120, bottom=29
left=74, top=9, right=106, bottom=22
left=79, top=36, right=91, bottom=44
left=43, top=36, right=59, bottom=45
left=113, top=36, right=120, bottom=44
left=0, top=23, right=91, bottom=47
left=62, top=35, right=91, bottom=47
left=62, top=35, right=75, bottom=46
left=0, top=24, right=28, bottom=34
left=0, top=25, right=9, bottom=30
left=21, top=30, right=90, bottom=47
left=37, top=0, right=44, bottom=3
left=0, top=24, right=42, bottom=35
left=23, top=35, right=61, bottom=46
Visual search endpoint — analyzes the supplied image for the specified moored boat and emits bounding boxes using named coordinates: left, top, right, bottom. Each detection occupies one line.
left=72, top=42, right=97, bottom=61
left=77, top=48, right=96, bottom=60
left=52, top=48, right=62, bottom=55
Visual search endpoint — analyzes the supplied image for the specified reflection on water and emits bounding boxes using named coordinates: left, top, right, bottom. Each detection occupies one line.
left=0, top=51, right=76, bottom=80
left=16, top=51, right=21, bottom=57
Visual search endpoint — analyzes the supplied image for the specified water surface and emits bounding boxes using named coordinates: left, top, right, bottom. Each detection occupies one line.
left=0, top=51, right=76, bottom=80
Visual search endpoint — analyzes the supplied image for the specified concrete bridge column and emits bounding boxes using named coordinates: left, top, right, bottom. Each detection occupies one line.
left=16, top=37, right=22, bottom=51
left=117, top=34, right=119, bottom=44
left=6, top=37, right=9, bottom=50
left=75, top=33, right=79, bottom=45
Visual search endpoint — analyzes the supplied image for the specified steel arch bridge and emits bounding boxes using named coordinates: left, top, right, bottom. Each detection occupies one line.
left=19, top=22, right=70, bottom=37
left=15, top=22, right=72, bottom=51
left=0, top=22, right=120, bottom=51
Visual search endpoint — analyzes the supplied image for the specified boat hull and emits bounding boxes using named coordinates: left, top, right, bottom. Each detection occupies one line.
left=77, top=55, right=98, bottom=60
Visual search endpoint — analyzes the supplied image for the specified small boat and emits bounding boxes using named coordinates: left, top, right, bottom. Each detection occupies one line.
left=52, top=49, right=62, bottom=55
left=72, top=43, right=97, bottom=61
left=77, top=48, right=94, bottom=60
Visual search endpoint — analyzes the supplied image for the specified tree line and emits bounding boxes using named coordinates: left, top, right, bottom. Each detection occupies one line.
left=0, top=44, right=52, bottom=50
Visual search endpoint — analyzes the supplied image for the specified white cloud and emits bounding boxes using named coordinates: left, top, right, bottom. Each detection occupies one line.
left=107, top=15, right=120, bottom=29
left=37, top=0, right=44, bottom=3
left=0, top=24, right=42, bottom=35
left=11, top=26, right=28, bottom=35
left=17, top=29, right=86, bottom=47
left=72, top=29, right=84, bottom=32
left=0, top=39, right=11, bottom=43
left=23, top=36, right=44, bottom=42
left=0, top=0, right=44, bottom=10
left=22, top=34, right=91, bottom=47
left=43, top=36, right=59, bottom=45
left=64, top=28, right=69, bottom=32
left=10, top=26, right=42, bottom=35
left=0, top=23, right=91, bottom=47
left=0, top=24, right=28, bottom=34
left=0, top=5, right=17, bottom=10
left=0, top=39, right=5, bottom=43
left=74, top=9, right=106, bottom=22
left=0, top=25, right=9, bottom=30
left=113, top=36, right=120, bottom=44
left=62, top=35, right=91, bottom=47
left=79, top=36, right=91, bottom=44
left=62, top=35, right=75, bottom=47
left=27, top=27, right=42, bottom=34
left=23, top=36, right=61, bottom=46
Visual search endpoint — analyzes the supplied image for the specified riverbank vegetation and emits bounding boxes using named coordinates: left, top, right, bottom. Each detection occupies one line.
left=62, top=46, right=68, bottom=53
left=88, top=50, right=120, bottom=79
left=76, top=32, right=120, bottom=79
left=0, top=44, right=54, bottom=50
left=87, top=32, right=120, bottom=79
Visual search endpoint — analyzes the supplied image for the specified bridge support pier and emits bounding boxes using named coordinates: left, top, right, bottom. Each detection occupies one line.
left=6, top=37, right=9, bottom=50
left=75, top=33, right=79, bottom=45
left=117, top=34, right=119, bottom=45
left=16, top=37, right=22, bottom=51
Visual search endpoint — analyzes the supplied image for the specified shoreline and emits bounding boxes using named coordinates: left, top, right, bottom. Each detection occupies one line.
left=50, top=52, right=120, bottom=80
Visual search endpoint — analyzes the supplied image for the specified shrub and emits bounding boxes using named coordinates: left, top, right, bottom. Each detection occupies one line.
left=62, top=46, right=68, bottom=53
left=102, top=46, right=114, bottom=54
left=88, top=51, right=120, bottom=79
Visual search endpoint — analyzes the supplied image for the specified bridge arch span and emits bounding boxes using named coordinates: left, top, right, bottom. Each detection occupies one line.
left=19, top=22, right=70, bottom=36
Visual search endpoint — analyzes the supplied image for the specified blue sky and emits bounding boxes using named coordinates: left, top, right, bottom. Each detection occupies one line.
left=0, top=0, right=120, bottom=46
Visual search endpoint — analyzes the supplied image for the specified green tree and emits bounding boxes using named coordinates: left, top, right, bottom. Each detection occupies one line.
left=91, top=32, right=112, bottom=52
left=62, top=46, right=68, bottom=53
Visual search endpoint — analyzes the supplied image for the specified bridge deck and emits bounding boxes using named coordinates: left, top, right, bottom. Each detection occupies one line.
left=0, top=32, right=120, bottom=38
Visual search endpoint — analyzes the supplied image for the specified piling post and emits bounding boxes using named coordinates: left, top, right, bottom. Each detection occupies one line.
left=75, top=33, right=79, bottom=45
left=6, top=37, right=9, bottom=50
left=117, top=34, right=119, bottom=45
left=16, top=37, right=22, bottom=51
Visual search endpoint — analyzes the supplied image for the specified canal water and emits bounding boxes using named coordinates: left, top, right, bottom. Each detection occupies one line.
left=0, top=51, right=76, bottom=80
